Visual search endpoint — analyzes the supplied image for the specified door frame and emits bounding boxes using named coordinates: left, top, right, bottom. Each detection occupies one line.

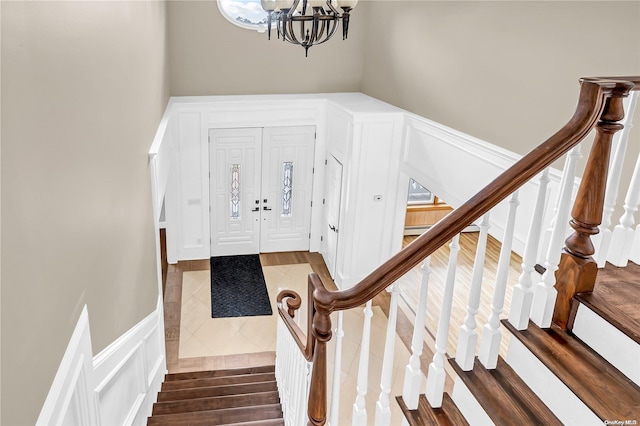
left=209, top=126, right=319, bottom=256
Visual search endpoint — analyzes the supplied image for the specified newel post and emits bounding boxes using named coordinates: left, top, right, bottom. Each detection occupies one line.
left=553, top=84, right=631, bottom=329
left=307, top=294, right=332, bottom=425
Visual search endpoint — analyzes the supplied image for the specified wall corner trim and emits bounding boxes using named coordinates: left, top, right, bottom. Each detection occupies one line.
left=36, top=300, right=166, bottom=426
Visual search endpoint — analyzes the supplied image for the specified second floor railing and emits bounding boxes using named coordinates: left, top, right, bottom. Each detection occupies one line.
left=275, top=76, right=640, bottom=425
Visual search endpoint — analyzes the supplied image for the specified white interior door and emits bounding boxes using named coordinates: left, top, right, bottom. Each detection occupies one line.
left=260, top=126, right=316, bottom=253
left=324, top=154, right=343, bottom=278
left=209, top=128, right=262, bottom=256
left=210, top=126, right=315, bottom=256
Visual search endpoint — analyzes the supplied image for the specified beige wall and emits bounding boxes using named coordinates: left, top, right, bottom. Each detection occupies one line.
left=361, top=1, right=640, bottom=154
left=360, top=0, right=640, bottom=215
left=1, top=2, right=170, bottom=424
left=167, top=0, right=366, bottom=95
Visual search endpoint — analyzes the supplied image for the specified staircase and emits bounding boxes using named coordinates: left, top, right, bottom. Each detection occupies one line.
left=268, top=76, right=640, bottom=425
left=143, top=77, right=639, bottom=425
left=147, top=364, right=284, bottom=425
left=394, top=261, right=640, bottom=425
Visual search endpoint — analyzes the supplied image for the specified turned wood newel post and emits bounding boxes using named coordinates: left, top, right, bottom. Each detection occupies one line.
left=553, top=85, right=631, bottom=329
left=307, top=274, right=333, bottom=426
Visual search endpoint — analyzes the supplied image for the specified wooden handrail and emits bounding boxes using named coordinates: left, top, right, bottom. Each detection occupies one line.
left=277, top=276, right=317, bottom=361
left=278, top=76, right=640, bottom=426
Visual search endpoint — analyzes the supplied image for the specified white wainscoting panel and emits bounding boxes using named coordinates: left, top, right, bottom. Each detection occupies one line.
left=399, top=115, right=578, bottom=256
left=36, top=306, right=98, bottom=426
left=37, top=300, right=166, bottom=426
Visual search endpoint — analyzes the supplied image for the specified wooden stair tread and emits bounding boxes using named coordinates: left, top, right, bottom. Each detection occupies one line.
left=397, top=393, right=468, bottom=426
left=152, top=390, right=280, bottom=416
left=157, top=380, right=277, bottom=402
left=503, top=319, right=640, bottom=420
left=424, top=394, right=468, bottom=426
left=573, top=275, right=640, bottom=344
left=397, top=395, right=430, bottom=425
left=164, top=365, right=275, bottom=382
left=161, top=372, right=276, bottom=391
left=449, top=356, right=562, bottom=425
left=220, top=419, right=284, bottom=426
left=147, top=403, right=283, bottom=425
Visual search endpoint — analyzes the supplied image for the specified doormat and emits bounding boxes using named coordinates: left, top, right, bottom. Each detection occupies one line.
left=210, top=254, right=273, bottom=318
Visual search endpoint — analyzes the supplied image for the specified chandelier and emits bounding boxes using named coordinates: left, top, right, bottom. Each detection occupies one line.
left=260, top=0, right=358, bottom=56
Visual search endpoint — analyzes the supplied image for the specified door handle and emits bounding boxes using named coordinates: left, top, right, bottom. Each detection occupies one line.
left=252, top=207, right=260, bottom=212
left=329, top=224, right=338, bottom=233
left=263, top=206, right=272, bottom=211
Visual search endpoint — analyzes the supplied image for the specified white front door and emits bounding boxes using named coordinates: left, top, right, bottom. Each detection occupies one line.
left=323, top=154, right=343, bottom=279
left=210, top=126, right=316, bottom=256
left=209, top=128, right=262, bottom=256
left=261, top=126, right=316, bottom=252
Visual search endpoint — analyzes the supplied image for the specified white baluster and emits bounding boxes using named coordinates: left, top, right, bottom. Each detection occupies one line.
left=276, top=318, right=290, bottom=423
left=531, top=145, right=582, bottom=327
left=629, top=223, right=640, bottom=264
left=293, top=348, right=302, bottom=426
left=455, top=213, right=491, bottom=371
left=479, top=191, right=520, bottom=369
left=597, top=91, right=638, bottom=267
left=276, top=319, right=285, bottom=410
left=538, top=150, right=577, bottom=262
left=509, top=170, right=550, bottom=330
left=352, top=300, right=373, bottom=426
left=608, top=96, right=640, bottom=266
left=375, top=282, right=401, bottom=426
left=425, top=234, right=461, bottom=407
left=298, top=357, right=312, bottom=426
left=609, top=154, right=640, bottom=266
left=328, top=311, right=345, bottom=426
left=401, top=257, right=432, bottom=409
left=285, top=327, right=294, bottom=424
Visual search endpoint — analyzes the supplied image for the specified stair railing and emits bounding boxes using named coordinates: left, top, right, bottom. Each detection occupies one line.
left=594, top=90, right=639, bottom=267
left=276, top=77, right=639, bottom=426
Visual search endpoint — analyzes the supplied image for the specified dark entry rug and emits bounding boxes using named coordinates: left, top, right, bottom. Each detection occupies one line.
left=210, top=254, right=273, bottom=318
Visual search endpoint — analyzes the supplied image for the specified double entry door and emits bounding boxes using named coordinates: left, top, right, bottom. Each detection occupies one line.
left=210, top=126, right=316, bottom=256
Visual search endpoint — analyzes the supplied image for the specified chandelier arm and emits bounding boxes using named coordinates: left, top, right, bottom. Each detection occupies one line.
left=341, top=10, right=350, bottom=40
left=314, top=16, right=339, bottom=45
left=313, top=9, right=327, bottom=41
left=287, top=0, right=301, bottom=18
left=285, top=16, right=302, bottom=44
left=325, top=0, right=342, bottom=17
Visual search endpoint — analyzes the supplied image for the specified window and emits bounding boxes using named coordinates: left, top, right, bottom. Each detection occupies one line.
left=230, top=164, right=241, bottom=219
left=407, top=179, right=434, bottom=205
left=217, top=0, right=270, bottom=32
left=282, top=162, right=294, bottom=216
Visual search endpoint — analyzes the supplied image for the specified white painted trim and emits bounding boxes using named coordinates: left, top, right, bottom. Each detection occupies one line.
left=37, top=300, right=166, bottom=426
left=572, top=304, right=639, bottom=386
left=36, top=306, right=99, bottom=426
left=451, top=377, right=495, bottom=426
left=399, top=113, right=579, bottom=257
left=505, top=336, right=600, bottom=425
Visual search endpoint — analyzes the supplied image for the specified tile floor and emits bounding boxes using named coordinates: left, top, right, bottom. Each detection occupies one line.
left=173, top=260, right=418, bottom=425
left=178, top=263, right=314, bottom=358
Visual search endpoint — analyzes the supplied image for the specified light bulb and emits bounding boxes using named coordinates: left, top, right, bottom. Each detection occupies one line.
left=261, top=0, right=275, bottom=11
